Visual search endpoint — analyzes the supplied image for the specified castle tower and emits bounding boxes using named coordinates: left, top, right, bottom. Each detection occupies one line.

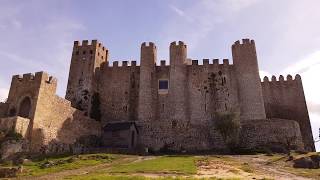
left=65, top=40, right=108, bottom=117
left=169, top=41, right=188, bottom=125
left=137, top=42, right=157, bottom=147
left=232, top=39, right=266, bottom=120
left=138, top=42, right=157, bottom=124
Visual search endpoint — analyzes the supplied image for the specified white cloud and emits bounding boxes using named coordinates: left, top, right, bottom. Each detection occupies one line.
left=0, top=88, right=8, bottom=102
left=310, top=113, right=320, bottom=151
left=282, top=51, right=320, bottom=105
left=259, top=70, right=271, bottom=79
left=169, top=5, right=186, bottom=17
left=159, top=0, right=261, bottom=58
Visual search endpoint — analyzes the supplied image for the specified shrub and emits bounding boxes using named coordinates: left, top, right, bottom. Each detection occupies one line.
left=212, top=112, right=240, bottom=152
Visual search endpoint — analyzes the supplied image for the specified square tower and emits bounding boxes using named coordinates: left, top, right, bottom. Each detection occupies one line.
left=65, top=40, right=108, bottom=117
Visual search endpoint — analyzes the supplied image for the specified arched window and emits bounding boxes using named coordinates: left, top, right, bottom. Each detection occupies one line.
left=18, top=97, right=31, bottom=118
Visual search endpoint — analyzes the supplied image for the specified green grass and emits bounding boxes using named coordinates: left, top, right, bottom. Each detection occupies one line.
left=65, top=174, right=241, bottom=180
left=19, top=153, right=116, bottom=177
left=106, top=156, right=199, bottom=175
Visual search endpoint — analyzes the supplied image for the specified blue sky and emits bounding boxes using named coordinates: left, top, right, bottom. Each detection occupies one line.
left=0, top=0, right=319, bottom=150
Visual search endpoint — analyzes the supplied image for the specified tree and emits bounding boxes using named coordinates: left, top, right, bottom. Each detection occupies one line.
left=213, top=112, right=240, bottom=152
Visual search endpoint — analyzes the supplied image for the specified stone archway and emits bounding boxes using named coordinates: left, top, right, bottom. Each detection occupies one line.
left=18, top=97, right=31, bottom=118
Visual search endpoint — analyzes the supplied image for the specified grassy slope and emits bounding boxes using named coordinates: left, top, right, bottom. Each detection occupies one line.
left=107, top=156, right=199, bottom=174
left=67, top=156, right=202, bottom=180
left=19, top=153, right=117, bottom=177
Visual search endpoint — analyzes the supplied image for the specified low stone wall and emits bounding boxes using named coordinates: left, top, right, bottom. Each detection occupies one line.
left=0, top=117, right=30, bottom=137
left=240, top=118, right=304, bottom=151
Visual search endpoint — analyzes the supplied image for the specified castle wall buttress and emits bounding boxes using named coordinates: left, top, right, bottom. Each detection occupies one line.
left=261, top=75, right=315, bottom=151
left=65, top=40, right=108, bottom=117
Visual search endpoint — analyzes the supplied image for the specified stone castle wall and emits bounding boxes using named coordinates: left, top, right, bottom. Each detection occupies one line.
left=97, top=54, right=240, bottom=150
left=66, top=39, right=313, bottom=151
left=0, top=38, right=313, bottom=153
left=261, top=75, right=315, bottom=151
left=99, top=61, right=140, bottom=123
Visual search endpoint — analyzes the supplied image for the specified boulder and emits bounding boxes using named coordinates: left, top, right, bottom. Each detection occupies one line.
left=293, top=156, right=319, bottom=169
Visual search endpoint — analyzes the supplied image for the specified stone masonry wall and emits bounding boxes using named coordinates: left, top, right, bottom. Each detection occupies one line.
left=32, top=81, right=101, bottom=152
left=261, top=75, right=315, bottom=151
left=240, top=119, right=304, bottom=151
left=99, top=61, right=140, bottom=124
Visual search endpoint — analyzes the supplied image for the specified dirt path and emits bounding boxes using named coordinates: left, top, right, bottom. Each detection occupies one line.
left=227, top=155, right=311, bottom=180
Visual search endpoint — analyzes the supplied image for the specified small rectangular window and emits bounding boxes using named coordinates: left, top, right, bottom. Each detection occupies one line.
left=159, top=80, right=169, bottom=90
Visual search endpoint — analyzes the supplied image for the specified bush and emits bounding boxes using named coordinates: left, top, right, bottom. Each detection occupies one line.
left=212, top=112, right=240, bottom=152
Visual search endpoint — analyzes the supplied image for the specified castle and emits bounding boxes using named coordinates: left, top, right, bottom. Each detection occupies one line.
left=0, top=39, right=315, bottom=153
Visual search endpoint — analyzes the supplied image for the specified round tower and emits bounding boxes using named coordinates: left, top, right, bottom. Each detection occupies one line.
left=137, top=42, right=157, bottom=148
left=138, top=42, right=157, bottom=123
left=232, top=39, right=266, bottom=120
left=169, top=41, right=188, bottom=124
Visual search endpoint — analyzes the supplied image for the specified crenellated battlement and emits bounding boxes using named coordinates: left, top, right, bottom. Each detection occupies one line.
left=170, top=41, right=187, bottom=48
left=101, top=58, right=232, bottom=68
left=190, top=59, right=231, bottom=66
left=262, top=74, right=302, bottom=83
left=73, top=39, right=107, bottom=52
left=232, top=38, right=255, bottom=47
left=12, top=71, right=57, bottom=85
left=107, top=60, right=138, bottom=67
left=141, top=42, right=156, bottom=48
